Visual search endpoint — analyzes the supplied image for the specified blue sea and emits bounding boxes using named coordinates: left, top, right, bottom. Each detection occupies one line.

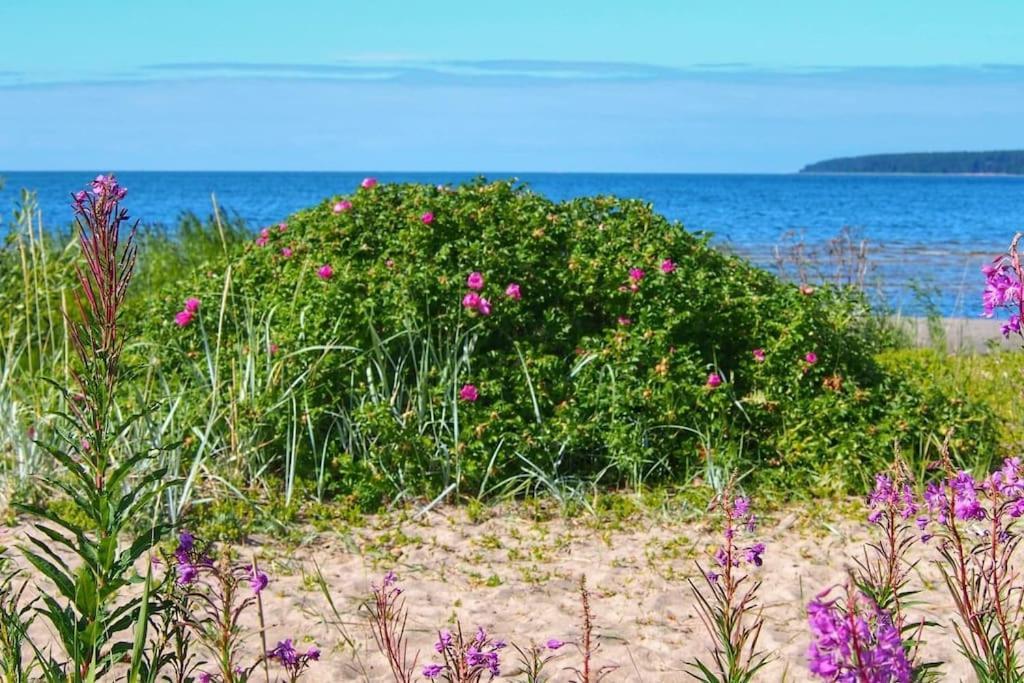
left=3, top=171, right=1023, bottom=316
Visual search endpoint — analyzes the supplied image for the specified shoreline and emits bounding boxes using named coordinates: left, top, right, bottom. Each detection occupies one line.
left=897, top=315, right=1014, bottom=353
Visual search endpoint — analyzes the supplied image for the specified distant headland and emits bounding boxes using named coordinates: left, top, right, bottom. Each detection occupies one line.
left=800, top=150, right=1024, bottom=175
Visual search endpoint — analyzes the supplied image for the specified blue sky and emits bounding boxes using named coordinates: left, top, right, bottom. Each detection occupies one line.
left=1, top=1, right=1022, bottom=171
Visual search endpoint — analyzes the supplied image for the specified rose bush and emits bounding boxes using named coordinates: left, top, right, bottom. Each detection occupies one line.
left=147, top=178, right=999, bottom=507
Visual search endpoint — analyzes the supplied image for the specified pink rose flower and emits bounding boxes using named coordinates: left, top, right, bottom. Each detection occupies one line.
left=660, top=259, right=676, bottom=273
left=361, top=177, right=378, bottom=189
left=459, top=384, right=479, bottom=402
left=333, top=200, right=352, bottom=214
left=317, top=264, right=334, bottom=280
left=174, top=310, right=194, bottom=327
left=278, top=222, right=287, bottom=232
left=477, top=298, right=492, bottom=316
left=280, top=247, right=293, bottom=258
left=421, top=211, right=434, bottom=224
left=617, top=316, right=632, bottom=326
left=385, top=258, right=395, bottom=268
left=467, top=271, right=485, bottom=291
left=804, top=352, right=818, bottom=365
left=752, top=348, right=766, bottom=363
left=184, top=298, right=200, bottom=313
left=462, top=292, right=482, bottom=309
left=505, top=283, right=521, bottom=300
left=706, top=372, right=722, bottom=388
left=629, top=267, right=645, bottom=282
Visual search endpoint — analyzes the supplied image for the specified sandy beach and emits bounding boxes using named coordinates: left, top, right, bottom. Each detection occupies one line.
left=1, top=503, right=973, bottom=681
left=900, top=315, right=1014, bottom=353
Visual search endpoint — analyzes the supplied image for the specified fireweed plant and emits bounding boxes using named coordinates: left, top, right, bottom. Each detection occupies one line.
left=365, top=571, right=576, bottom=683
left=921, top=453, right=1024, bottom=681
left=15, top=176, right=176, bottom=681
left=166, top=531, right=318, bottom=683
left=365, top=571, right=417, bottom=683
left=686, top=483, right=770, bottom=682
left=568, top=575, right=615, bottom=683
left=855, top=464, right=939, bottom=679
left=508, top=639, right=566, bottom=683
left=425, top=625, right=506, bottom=682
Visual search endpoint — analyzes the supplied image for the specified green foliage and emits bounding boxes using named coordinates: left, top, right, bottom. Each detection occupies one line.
left=147, top=178, right=1001, bottom=506
left=0, top=553, right=34, bottom=683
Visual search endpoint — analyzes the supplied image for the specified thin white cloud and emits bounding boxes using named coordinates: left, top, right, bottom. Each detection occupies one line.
left=3, top=60, right=1023, bottom=90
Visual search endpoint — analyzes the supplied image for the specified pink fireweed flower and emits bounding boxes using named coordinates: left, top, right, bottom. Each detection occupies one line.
left=806, top=591, right=911, bottom=681
left=982, top=257, right=1023, bottom=326
left=90, top=174, right=128, bottom=200
left=184, top=298, right=200, bottom=314
left=546, top=639, right=565, bottom=650
left=421, top=211, right=434, bottom=224
left=752, top=348, right=766, bottom=363
left=317, top=264, right=334, bottom=280
left=660, top=258, right=677, bottom=273
left=505, top=282, right=521, bottom=300
left=361, top=177, right=378, bottom=189
left=462, top=292, right=482, bottom=310
left=459, top=384, right=479, bottom=402
left=629, top=267, right=645, bottom=282
left=333, top=200, right=352, bottom=214
left=467, top=271, right=485, bottom=291
left=248, top=565, right=269, bottom=594
left=174, top=310, right=194, bottom=327
left=706, top=372, right=722, bottom=388
left=804, top=352, right=818, bottom=365
left=280, top=246, right=293, bottom=258
left=617, top=316, right=632, bottom=326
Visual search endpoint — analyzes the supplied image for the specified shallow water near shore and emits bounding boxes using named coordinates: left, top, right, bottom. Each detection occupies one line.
left=3, top=171, right=1022, bottom=315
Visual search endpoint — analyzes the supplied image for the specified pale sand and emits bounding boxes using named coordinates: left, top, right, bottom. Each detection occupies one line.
left=1, top=504, right=976, bottom=681
left=901, top=315, right=1015, bottom=353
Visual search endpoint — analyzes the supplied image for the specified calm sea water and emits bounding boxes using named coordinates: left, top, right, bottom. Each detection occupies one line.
left=2, top=171, right=1022, bottom=316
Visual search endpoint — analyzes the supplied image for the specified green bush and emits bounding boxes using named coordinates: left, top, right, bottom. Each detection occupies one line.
left=148, top=179, right=999, bottom=505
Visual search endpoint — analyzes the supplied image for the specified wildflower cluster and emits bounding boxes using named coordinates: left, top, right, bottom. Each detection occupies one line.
left=165, top=532, right=315, bottom=683
left=982, top=235, right=1024, bottom=337
left=807, top=582, right=911, bottom=682
left=854, top=464, right=932, bottom=678
left=424, top=626, right=507, bottom=681
left=267, top=639, right=321, bottom=682
left=809, top=448, right=1024, bottom=679
left=71, top=173, right=127, bottom=216
left=919, top=455, right=1024, bottom=678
